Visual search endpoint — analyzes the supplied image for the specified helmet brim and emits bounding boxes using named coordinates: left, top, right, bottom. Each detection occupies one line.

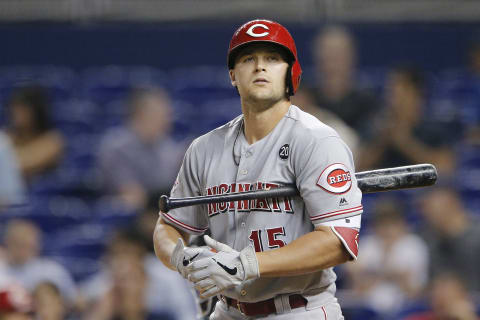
left=227, top=40, right=296, bottom=70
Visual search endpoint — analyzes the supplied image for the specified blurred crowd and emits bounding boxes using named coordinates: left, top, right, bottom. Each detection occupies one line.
left=0, top=24, right=479, bottom=320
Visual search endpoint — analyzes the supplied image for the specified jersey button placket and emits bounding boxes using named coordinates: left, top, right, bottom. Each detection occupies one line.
left=234, top=150, right=249, bottom=249
left=241, top=149, right=253, bottom=176
left=236, top=148, right=253, bottom=249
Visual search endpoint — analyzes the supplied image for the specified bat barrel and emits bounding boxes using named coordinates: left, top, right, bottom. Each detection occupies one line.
left=357, top=163, right=437, bottom=193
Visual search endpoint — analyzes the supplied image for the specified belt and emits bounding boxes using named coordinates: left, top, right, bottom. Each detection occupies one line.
left=220, top=294, right=307, bottom=317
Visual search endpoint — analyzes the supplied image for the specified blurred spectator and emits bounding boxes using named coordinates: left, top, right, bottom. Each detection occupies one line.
left=358, top=66, right=457, bottom=175
left=5, top=86, right=64, bottom=181
left=32, top=282, right=70, bottom=320
left=419, top=187, right=480, bottom=292
left=458, top=37, right=480, bottom=145
left=346, top=197, right=429, bottom=316
left=0, top=220, right=79, bottom=307
left=0, top=270, right=32, bottom=320
left=133, top=195, right=161, bottom=253
left=304, top=25, right=379, bottom=139
left=469, top=38, right=480, bottom=75
left=403, top=273, right=479, bottom=320
left=81, top=229, right=197, bottom=320
left=292, top=87, right=360, bottom=155
left=0, top=131, right=25, bottom=208
left=133, top=198, right=218, bottom=318
left=97, top=88, right=185, bottom=210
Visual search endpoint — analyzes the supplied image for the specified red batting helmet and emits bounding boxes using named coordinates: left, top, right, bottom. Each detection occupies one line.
left=227, top=19, right=302, bottom=95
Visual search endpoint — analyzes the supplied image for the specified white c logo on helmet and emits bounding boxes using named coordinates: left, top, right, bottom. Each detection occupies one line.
left=246, top=24, right=269, bottom=37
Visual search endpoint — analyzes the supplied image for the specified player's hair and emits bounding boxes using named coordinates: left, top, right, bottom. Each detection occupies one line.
left=8, top=85, right=53, bottom=133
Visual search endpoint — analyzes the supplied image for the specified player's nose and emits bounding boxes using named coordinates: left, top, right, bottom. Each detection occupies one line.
left=254, top=57, right=267, bottom=72
left=254, top=65, right=266, bottom=73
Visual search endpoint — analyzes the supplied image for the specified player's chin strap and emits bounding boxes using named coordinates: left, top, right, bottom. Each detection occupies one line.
left=232, top=119, right=244, bottom=166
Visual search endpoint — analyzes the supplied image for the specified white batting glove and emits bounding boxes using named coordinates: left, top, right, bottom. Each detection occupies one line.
left=186, top=235, right=260, bottom=298
left=170, top=238, right=215, bottom=279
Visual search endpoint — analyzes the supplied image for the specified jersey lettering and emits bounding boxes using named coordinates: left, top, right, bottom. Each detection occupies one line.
left=253, top=182, right=271, bottom=211
left=228, top=183, right=237, bottom=210
left=218, top=183, right=230, bottom=212
left=249, top=230, right=263, bottom=252
left=267, top=227, right=286, bottom=249
left=207, top=186, right=218, bottom=215
left=283, top=197, right=294, bottom=213
left=237, top=183, right=252, bottom=212
left=265, top=183, right=281, bottom=212
left=249, top=227, right=287, bottom=252
left=206, top=182, right=293, bottom=216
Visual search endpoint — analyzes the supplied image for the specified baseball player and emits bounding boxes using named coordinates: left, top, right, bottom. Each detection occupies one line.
left=154, top=19, right=363, bottom=319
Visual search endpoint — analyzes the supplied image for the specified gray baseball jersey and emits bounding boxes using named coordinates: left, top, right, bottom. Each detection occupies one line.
left=162, top=105, right=362, bottom=302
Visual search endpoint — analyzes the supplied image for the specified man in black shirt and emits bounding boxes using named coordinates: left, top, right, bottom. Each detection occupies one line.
left=307, top=26, right=379, bottom=140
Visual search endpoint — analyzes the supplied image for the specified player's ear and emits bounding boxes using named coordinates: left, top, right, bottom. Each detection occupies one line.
left=229, top=69, right=236, bottom=87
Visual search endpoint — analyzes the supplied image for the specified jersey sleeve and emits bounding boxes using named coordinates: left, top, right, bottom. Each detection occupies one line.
left=161, top=140, right=209, bottom=235
left=296, top=135, right=363, bottom=224
left=295, top=135, right=363, bottom=258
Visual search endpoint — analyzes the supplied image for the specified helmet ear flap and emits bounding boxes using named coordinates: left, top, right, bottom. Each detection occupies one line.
left=290, top=60, right=302, bottom=96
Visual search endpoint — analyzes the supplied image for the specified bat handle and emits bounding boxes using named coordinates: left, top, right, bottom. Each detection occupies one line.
left=159, top=195, right=170, bottom=213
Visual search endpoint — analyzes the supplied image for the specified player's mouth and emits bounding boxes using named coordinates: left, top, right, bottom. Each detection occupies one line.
left=253, top=78, right=269, bottom=84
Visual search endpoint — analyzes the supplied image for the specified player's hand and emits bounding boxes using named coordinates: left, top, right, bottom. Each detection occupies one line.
left=186, top=235, right=260, bottom=298
left=170, top=238, right=215, bottom=279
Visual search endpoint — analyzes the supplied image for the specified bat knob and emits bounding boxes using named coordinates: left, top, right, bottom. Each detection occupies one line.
left=158, top=195, right=170, bottom=213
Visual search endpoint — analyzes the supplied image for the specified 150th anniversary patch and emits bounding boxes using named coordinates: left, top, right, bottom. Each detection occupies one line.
left=317, top=163, right=352, bottom=194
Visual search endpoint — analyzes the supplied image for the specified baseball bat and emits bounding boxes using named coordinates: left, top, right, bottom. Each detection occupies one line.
left=159, top=163, right=437, bottom=213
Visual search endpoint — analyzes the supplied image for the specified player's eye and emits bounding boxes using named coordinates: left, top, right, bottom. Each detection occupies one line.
left=242, top=56, right=254, bottom=63
left=267, top=55, right=279, bottom=61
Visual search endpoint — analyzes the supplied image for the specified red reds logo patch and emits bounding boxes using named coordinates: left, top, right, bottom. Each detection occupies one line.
left=317, top=163, right=352, bottom=194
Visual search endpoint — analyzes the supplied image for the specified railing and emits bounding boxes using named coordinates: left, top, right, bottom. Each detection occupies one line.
left=0, top=0, right=478, bottom=23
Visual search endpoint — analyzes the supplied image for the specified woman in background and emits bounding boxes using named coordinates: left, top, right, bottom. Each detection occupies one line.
left=6, top=86, right=64, bottom=181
